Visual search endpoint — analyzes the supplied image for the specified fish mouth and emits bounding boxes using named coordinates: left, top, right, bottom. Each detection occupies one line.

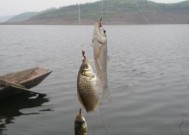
left=97, top=18, right=102, bottom=31
left=99, top=17, right=102, bottom=27
left=75, top=109, right=86, bottom=124
left=94, top=18, right=102, bottom=33
left=96, top=18, right=106, bottom=37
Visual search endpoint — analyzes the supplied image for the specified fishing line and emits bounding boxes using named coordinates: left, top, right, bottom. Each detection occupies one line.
left=78, top=4, right=81, bottom=25
left=106, top=0, right=109, bottom=26
left=93, top=124, right=96, bottom=135
left=97, top=108, right=110, bottom=135
left=150, top=42, right=186, bottom=135
left=98, top=1, right=110, bottom=133
left=77, top=0, right=81, bottom=25
left=149, top=37, right=187, bottom=135
left=100, top=0, right=104, bottom=18
left=171, top=38, right=189, bottom=135
left=181, top=74, right=189, bottom=89
left=174, top=57, right=189, bottom=135
left=133, top=0, right=150, bottom=24
left=85, top=0, right=111, bottom=134
left=100, top=0, right=109, bottom=26
left=132, top=1, right=187, bottom=132
left=98, top=0, right=110, bottom=135
left=132, top=2, right=187, bottom=133
left=178, top=104, right=184, bottom=135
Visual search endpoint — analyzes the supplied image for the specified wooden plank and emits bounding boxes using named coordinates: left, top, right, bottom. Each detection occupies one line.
left=0, top=79, right=45, bottom=95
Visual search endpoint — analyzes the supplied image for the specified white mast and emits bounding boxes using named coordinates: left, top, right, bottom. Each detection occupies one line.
left=78, top=1, right=81, bottom=25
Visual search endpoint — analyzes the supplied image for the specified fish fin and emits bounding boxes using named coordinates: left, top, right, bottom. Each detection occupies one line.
left=97, top=39, right=107, bottom=47
left=87, top=58, right=101, bottom=81
left=77, top=92, right=85, bottom=109
left=92, top=41, right=102, bottom=48
left=102, top=86, right=111, bottom=102
left=95, top=34, right=106, bottom=46
left=94, top=59, right=102, bottom=78
left=94, top=73, right=103, bottom=96
left=107, top=55, right=111, bottom=74
left=106, top=56, right=111, bottom=102
left=91, top=38, right=95, bottom=47
left=88, top=59, right=96, bottom=74
left=97, top=108, right=110, bottom=135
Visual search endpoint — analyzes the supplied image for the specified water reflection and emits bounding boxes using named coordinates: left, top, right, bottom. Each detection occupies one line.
left=0, top=93, right=51, bottom=133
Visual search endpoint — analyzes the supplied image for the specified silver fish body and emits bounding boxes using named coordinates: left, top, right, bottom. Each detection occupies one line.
left=75, top=109, right=88, bottom=135
left=77, top=58, right=100, bottom=112
left=92, top=21, right=110, bottom=101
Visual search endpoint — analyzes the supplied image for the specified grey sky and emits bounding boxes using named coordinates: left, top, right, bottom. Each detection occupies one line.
left=0, top=0, right=186, bottom=16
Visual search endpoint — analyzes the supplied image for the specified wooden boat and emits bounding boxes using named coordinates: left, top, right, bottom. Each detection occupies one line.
left=0, top=67, right=52, bottom=99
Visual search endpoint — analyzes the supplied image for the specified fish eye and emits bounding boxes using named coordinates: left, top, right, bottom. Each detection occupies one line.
left=83, top=64, right=88, bottom=69
left=81, top=120, right=85, bottom=124
left=103, top=29, right=106, bottom=34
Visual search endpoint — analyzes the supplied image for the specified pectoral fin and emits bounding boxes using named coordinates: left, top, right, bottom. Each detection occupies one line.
left=107, top=55, right=111, bottom=74
left=102, top=86, right=111, bottom=102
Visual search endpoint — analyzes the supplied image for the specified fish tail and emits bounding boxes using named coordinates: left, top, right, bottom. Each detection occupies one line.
left=102, top=85, right=111, bottom=102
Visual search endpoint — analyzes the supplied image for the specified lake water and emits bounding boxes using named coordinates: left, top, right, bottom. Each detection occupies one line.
left=0, top=25, right=189, bottom=135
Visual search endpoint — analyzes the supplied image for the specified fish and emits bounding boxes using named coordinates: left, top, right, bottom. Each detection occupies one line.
left=75, top=109, right=88, bottom=135
left=77, top=50, right=100, bottom=112
left=92, top=18, right=111, bottom=101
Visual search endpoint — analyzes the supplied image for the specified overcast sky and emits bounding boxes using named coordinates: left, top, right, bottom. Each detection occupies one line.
left=0, top=0, right=187, bottom=16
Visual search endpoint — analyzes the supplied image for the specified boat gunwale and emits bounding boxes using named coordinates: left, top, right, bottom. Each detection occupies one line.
left=0, top=67, right=52, bottom=84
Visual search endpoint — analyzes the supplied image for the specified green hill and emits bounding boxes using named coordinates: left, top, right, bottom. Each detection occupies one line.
left=3, top=0, right=189, bottom=25
left=6, top=12, right=38, bottom=22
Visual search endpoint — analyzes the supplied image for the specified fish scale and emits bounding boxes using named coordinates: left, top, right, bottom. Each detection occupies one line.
left=77, top=55, right=100, bottom=112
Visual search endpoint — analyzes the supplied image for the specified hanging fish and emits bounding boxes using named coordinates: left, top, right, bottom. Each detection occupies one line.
left=92, top=18, right=111, bottom=101
left=77, top=50, right=100, bottom=112
left=75, top=109, right=88, bottom=135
